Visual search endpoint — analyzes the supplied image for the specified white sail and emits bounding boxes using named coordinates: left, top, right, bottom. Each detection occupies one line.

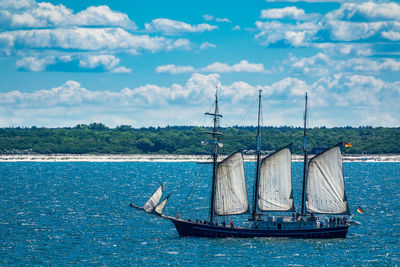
left=258, top=147, right=294, bottom=212
left=143, top=183, right=165, bottom=212
left=154, top=195, right=170, bottom=214
left=215, top=151, right=249, bottom=215
left=306, top=145, right=350, bottom=214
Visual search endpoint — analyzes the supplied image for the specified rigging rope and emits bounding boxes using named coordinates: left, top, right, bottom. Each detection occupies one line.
left=176, top=163, right=208, bottom=215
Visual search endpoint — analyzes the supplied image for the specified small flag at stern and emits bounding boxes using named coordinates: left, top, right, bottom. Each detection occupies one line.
left=345, top=142, right=352, bottom=148
left=357, top=206, right=364, bottom=214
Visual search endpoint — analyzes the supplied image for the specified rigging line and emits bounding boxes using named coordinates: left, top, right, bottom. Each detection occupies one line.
left=231, top=98, right=259, bottom=127
left=177, top=163, right=207, bottom=215
left=196, top=103, right=214, bottom=127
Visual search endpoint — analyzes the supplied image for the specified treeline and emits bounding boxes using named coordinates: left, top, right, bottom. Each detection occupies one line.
left=0, top=123, right=399, bottom=155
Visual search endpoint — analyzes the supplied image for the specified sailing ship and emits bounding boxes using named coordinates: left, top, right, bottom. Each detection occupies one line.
left=130, top=90, right=358, bottom=238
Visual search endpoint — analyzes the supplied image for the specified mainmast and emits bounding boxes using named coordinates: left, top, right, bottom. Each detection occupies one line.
left=205, top=88, right=222, bottom=223
left=252, top=90, right=262, bottom=220
left=301, top=92, right=308, bottom=215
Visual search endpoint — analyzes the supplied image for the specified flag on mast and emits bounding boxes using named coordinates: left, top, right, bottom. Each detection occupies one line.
left=357, top=206, right=364, bottom=214
left=345, top=142, right=352, bottom=148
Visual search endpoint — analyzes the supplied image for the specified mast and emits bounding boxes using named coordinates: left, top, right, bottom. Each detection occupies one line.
left=205, top=88, right=222, bottom=223
left=301, top=92, right=308, bottom=215
left=252, top=90, right=262, bottom=220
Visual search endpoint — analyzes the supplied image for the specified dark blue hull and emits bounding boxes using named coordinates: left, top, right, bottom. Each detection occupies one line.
left=170, top=219, right=348, bottom=238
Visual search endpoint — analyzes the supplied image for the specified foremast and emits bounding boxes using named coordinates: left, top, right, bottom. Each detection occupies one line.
left=252, top=90, right=262, bottom=220
left=301, top=92, right=308, bottom=215
left=205, top=89, right=223, bottom=223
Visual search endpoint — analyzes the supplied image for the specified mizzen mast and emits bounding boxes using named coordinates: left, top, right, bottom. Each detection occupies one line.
left=301, top=92, right=308, bottom=215
left=252, top=90, right=262, bottom=220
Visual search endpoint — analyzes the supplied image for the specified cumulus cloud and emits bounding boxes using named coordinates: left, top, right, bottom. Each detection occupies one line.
left=0, top=1, right=137, bottom=30
left=255, top=1, right=400, bottom=47
left=326, top=20, right=393, bottom=41
left=255, top=21, right=319, bottom=47
left=200, top=42, right=216, bottom=50
left=0, top=73, right=399, bottom=127
left=232, top=25, right=241, bottom=31
left=0, top=28, right=190, bottom=54
left=203, top=14, right=231, bottom=23
left=111, top=66, right=132, bottom=73
left=155, top=60, right=267, bottom=74
left=0, top=0, right=195, bottom=73
left=314, top=43, right=373, bottom=57
left=311, top=74, right=388, bottom=107
left=286, top=52, right=400, bottom=77
left=261, top=7, right=320, bottom=21
left=381, top=30, right=400, bottom=41
left=202, top=60, right=266, bottom=73
left=155, top=64, right=195, bottom=74
left=16, top=55, right=56, bottom=71
left=203, top=14, right=214, bottom=21
left=216, top=18, right=231, bottom=23
left=325, top=2, right=400, bottom=22
left=15, top=53, right=131, bottom=73
left=79, top=55, right=119, bottom=70
left=144, top=18, right=217, bottom=35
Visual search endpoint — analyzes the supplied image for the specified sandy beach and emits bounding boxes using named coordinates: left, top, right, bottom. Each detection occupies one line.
left=1, top=154, right=400, bottom=162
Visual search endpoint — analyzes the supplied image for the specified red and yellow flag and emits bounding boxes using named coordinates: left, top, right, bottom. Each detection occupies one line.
left=345, top=142, right=352, bottom=148
left=357, top=206, right=364, bottom=214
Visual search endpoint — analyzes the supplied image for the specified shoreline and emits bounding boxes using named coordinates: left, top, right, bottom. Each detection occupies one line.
left=1, top=154, right=400, bottom=162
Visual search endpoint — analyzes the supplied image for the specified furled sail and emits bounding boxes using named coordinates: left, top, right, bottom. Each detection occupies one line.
left=258, top=147, right=295, bottom=212
left=154, top=195, right=170, bottom=214
left=215, top=151, right=249, bottom=215
left=143, top=183, right=165, bottom=212
left=306, top=145, right=350, bottom=214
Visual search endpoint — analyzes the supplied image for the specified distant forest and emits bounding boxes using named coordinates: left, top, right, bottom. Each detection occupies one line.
left=0, top=123, right=399, bottom=155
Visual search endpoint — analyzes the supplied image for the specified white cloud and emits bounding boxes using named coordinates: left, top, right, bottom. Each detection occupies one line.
left=314, top=43, right=373, bottom=57
left=0, top=1, right=137, bottom=30
left=155, top=60, right=266, bottom=74
left=286, top=53, right=400, bottom=76
left=255, top=2, right=400, bottom=47
left=261, top=7, right=320, bottom=21
left=200, top=42, right=216, bottom=50
left=155, top=64, right=195, bottom=74
left=16, top=55, right=56, bottom=71
left=326, top=20, right=388, bottom=41
left=326, top=2, right=400, bottom=22
left=144, top=18, right=218, bottom=35
left=232, top=25, right=241, bottom=31
left=1, top=74, right=399, bottom=127
left=311, top=74, right=386, bottom=107
left=167, top=39, right=191, bottom=50
left=202, top=60, right=266, bottom=73
left=0, top=0, right=35, bottom=10
left=261, top=6, right=304, bottom=19
left=215, top=17, right=231, bottom=23
left=268, top=77, right=308, bottom=96
left=203, top=14, right=214, bottom=21
left=255, top=21, right=319, bottom=47
left=14, top=53, right=131, bottom=73
left=203, top=14, right=231, bottom=23
left=0, top=0, right=193, bottom=73
left=79, top=55, right=119, bottom=70
left=112, top=66, right=132, bottom=73
left=0, top=28, right=190, bottom=54
left=382, top=30, right=400, bottom=41
left=71, top=5, right=136, bottom=30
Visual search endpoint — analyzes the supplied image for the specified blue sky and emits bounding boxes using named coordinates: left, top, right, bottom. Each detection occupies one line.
left=0, top=0, right=399, bottom=128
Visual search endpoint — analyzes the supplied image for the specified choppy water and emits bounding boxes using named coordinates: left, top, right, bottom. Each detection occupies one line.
left=0, top=162, right=399, bottom=266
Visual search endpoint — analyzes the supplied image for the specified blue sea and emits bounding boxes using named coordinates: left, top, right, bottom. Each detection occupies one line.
left=0, top=161, right=399, bottom=266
